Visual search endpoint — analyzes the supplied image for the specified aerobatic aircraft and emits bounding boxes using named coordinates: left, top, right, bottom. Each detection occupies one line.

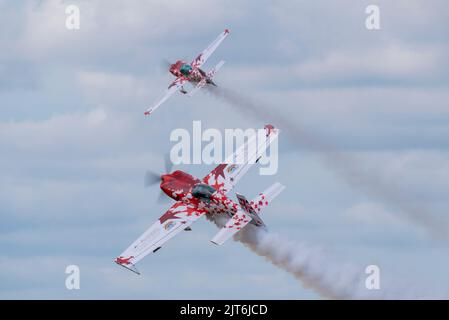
left=115, top=125, right=284, bottom=274
left=144, top=29, right=230, bottom=116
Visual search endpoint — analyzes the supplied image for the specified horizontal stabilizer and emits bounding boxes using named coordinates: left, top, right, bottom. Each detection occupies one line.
left=207, top=60, right=225, bottom=78
left=249, top=182, right=285, bottom=214
left=210, top=211, right=252, bottom=245
left=211, top=183, right=285, bottom=245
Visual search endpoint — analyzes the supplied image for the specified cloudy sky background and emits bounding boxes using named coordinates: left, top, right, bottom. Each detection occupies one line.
left=1, top=0, right=449, bottom=299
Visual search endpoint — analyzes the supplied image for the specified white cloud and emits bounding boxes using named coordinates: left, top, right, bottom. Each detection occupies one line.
left=18, top=0, right=242, bottom=63
left=294, top=45, right=444, bottom=84
left=0, top=108, right=136, bottom=154
left=2, top=0, right=449, bottom=299
left=76, top=71, right=155, bottom=111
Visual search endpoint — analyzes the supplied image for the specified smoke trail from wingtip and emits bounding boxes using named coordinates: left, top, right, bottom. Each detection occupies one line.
left=204, top=86, right=448, bottom=239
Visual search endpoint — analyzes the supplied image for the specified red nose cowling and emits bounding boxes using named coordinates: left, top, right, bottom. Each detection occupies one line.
left=169, top=60, right=184, bottom=77
left=160, top=170, right=200, bottom=200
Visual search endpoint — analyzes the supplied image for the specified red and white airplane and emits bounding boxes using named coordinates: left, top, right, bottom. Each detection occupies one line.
left=144, top=29, right=230, bottom=116
left=115, top=125, right=284, bottom=274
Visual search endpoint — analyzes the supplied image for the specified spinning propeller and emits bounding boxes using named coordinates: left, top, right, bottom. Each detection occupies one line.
left=160, top=58, right=172, bottom=72
left=144, top=154, right=174, bottom=203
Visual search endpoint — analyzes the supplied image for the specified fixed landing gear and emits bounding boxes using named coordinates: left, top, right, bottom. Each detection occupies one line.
left=180, top=86, right=188, bottom=94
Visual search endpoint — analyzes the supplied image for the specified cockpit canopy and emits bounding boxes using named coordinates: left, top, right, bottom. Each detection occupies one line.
left=180, top=64, right=193, bottom=76
left=192, top=183, right=216, bottom=200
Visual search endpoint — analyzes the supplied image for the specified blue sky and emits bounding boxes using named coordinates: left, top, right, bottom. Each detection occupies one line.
left=1, top=0, right=449, bottom=299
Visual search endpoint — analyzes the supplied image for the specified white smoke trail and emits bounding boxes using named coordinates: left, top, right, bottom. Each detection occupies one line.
left=204, top=86, right=448, bottom=239
left=236, top=225, right=392, bottom=299
left=208, top=214, right=440, bottom=299
left=202, top=87, right=448, bottom=298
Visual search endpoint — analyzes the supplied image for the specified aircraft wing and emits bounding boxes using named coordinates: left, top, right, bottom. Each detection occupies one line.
left=202, top=125, right=279, bottom=194
left=191, top=29, right=230, bottom=69
left=115, top=201, right=206, bottom=273
left=144, top=77, right=188, bottom=116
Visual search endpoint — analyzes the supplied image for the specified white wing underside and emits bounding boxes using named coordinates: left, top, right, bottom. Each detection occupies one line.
left=144, top=77, right=188, bottom=116
left=191, top=30, right=230, bottom=69
left=203, top=126, right=280, bottom=194
left=116, top=202, right=205, bottom=269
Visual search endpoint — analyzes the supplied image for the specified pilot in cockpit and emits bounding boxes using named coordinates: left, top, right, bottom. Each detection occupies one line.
left=191, top=183, right=216, bottom=202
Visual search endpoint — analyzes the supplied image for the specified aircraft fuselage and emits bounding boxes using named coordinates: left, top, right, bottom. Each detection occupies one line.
left=169, top=60, right=214, bottom=86
left=159, top=170, right=238, bottom=219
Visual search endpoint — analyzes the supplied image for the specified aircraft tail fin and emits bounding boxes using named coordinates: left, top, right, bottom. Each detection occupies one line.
left=235, top=193, right=266, bottom=227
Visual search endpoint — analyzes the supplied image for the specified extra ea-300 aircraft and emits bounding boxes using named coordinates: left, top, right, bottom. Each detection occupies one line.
left=115, top=125, right=284, bottom=274
left=144, top=29, right=230, bottom=116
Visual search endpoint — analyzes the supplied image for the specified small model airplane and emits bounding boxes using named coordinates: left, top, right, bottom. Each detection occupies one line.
left=144, top=29, right=230, bottom=116
left=115, top=125, right=284, bottom=274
